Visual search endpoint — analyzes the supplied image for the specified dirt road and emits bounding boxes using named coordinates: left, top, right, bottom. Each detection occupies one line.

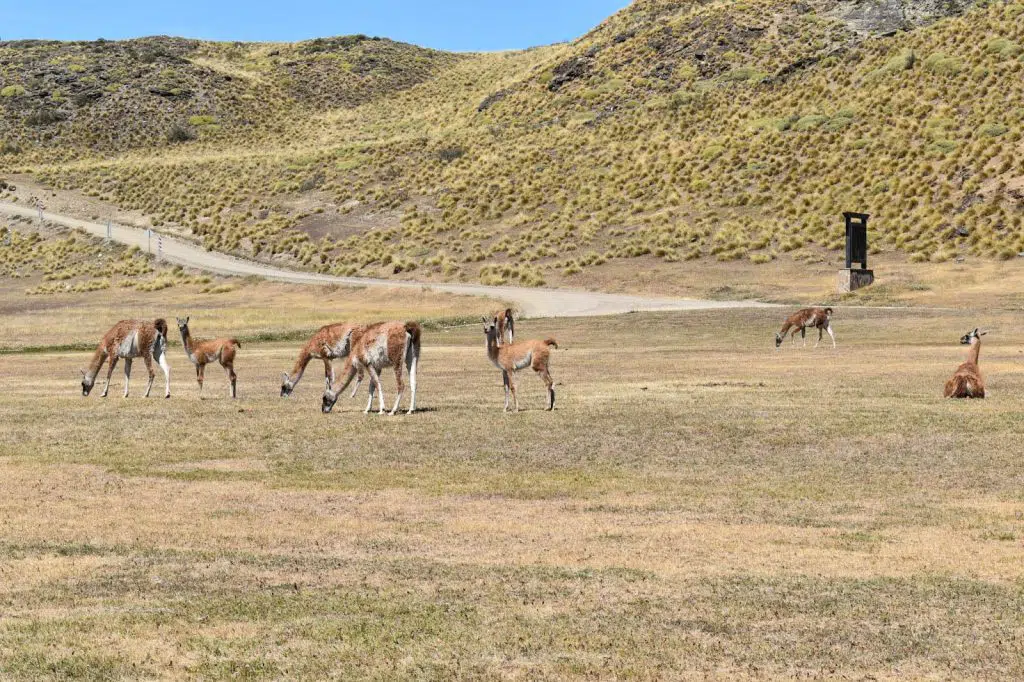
left=0, top=201, right=773, bottom=317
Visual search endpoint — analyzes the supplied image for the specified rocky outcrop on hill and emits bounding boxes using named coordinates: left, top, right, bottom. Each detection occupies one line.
left=830, top=0, right=976, bottom=35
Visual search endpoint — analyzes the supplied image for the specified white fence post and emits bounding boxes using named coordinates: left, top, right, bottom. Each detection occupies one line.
left=106, top=220, right=112, bottom=242
left=146, top=229, right=152, bottom=255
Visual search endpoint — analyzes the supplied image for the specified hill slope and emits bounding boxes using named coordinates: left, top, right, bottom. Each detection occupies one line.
left=2, top=0, right=1022, bottom=293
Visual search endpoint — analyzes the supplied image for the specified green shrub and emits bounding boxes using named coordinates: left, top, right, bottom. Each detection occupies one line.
left=793, top=114, right=830, bottom=131
left=924, top=53, right=965, bottom=75
left=0, top=85, right=26, bottom=97
left=928, top=139, right=957, bottom=155
left=722, top=66, right=766, bottom=83
left=188, top=115, right=218, bottom=126
left=986, top=38, right=1022, bottom=57
left=702, top=144, right=725, bottom=160
left=977, top=123, right=1008, bottom=137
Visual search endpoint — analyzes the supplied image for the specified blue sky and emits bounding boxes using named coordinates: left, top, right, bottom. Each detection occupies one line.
left=3, top=1, right=631, bottom=51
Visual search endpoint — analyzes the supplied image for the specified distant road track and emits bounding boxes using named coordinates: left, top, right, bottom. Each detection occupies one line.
left=0, top=201, right=775, bottom=318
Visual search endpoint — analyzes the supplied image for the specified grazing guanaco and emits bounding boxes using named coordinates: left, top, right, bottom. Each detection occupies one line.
left=492, top=308, right=515, bottom=345
left=944, top=329, right=986, bottom=399
left=281, top=322, right=364, bottom=397
left=81, top=319, right=170, bottom=398
left=322, top=321, right=421, bottom=415
left=483, top=316, right=557, bottom=412
left=775, top=307, right=835, bottom=349
left=176, top=317, right=241, bottom=398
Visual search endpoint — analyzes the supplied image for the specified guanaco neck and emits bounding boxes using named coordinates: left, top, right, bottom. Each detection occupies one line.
left=967, top=338, right=981, bottom=366
left=331, top=358, right=360, bottom=397
left=287, top=345, right=315, bottom=383
left=485, top=330, right=501, bottom=365
left=179, top=326, right=194, bottom=355
left=85, top=344, right=107, bottom=381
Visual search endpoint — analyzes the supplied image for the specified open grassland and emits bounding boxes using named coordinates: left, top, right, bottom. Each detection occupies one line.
left=3, top=1, right=1024, bottom=292
left=1, top=307, right=1022, bottom=678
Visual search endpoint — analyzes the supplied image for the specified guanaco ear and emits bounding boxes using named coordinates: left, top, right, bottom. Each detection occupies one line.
left=281, top=372, right=289, bottom=382
left=481, top=317, right=489, bottom=323
left=79, top=368, right=86, bottom=377
left=185, top=316, right=190, bottom=325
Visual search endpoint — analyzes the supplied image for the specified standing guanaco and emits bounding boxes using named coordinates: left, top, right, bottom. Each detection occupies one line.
left=322, top=321, right=421, bottom=415
left=81, top=319, right=170, bottom=398
left=281, top=322, right=364, bottom=397
left=492, top=308, right=515, bottom=345
left=483, top=316, right=557, bottom=412
left=775, top=307, right=835, bottom=349
left=176, top=317, right=241, bottom=398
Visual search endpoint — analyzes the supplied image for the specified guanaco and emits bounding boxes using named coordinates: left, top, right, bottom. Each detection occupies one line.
left=81, top=319, right=170, bottom=398
left=176, top=317, right=241, bottom=398
left=322, top=321, right=421, bottom=415
left=281, top=322, right=364, bottom=397
left=493, top=308, right=515, bottom=345
left=944, top=329, right=986, bottom=399
left=483, top=316, right=557, bottom=412
left=775, top=307, right=835, bottom=349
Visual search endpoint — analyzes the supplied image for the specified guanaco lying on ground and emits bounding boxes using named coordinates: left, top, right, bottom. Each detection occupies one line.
left=483, top=316, right=557, bottom=412
left=944, top=328, right=986, bottom=399
left=81, top=319, right=170, bottom=398
left=775, top=307, right=835, bottom=349
left=176, top=317, right=241, bottom=398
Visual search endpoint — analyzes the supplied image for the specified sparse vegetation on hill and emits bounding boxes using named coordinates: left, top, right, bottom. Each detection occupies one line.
left=2, top=0, right=1023, bottom=288
left=0, top=219, right=221, bottom=294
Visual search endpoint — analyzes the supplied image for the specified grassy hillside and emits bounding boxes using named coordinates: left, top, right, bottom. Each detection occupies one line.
left=2, top=0, right=1023, bottom=290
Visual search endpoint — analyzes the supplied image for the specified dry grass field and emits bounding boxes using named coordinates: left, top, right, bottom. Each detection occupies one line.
left=1, top=304, right=1022, bottom=679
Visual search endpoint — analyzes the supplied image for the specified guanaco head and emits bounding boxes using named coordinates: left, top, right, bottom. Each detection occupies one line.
left=321, top=387, right=340, bottom=413
left=960, top=328, right=986, bottom=345
left=80, top=369, right=94, bottom=396
left=774, top=332, right=784, bottom=348
left=281, top=372, right=295, bottom=398
left=483, top=316, right=499, bottom=344
left=823, top=307, right=834, bottom=317
left=175, top=316, right=190, bottom=332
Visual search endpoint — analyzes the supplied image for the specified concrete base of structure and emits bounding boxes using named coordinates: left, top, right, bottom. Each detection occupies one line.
left=837, top=268, right=874, bottom=293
